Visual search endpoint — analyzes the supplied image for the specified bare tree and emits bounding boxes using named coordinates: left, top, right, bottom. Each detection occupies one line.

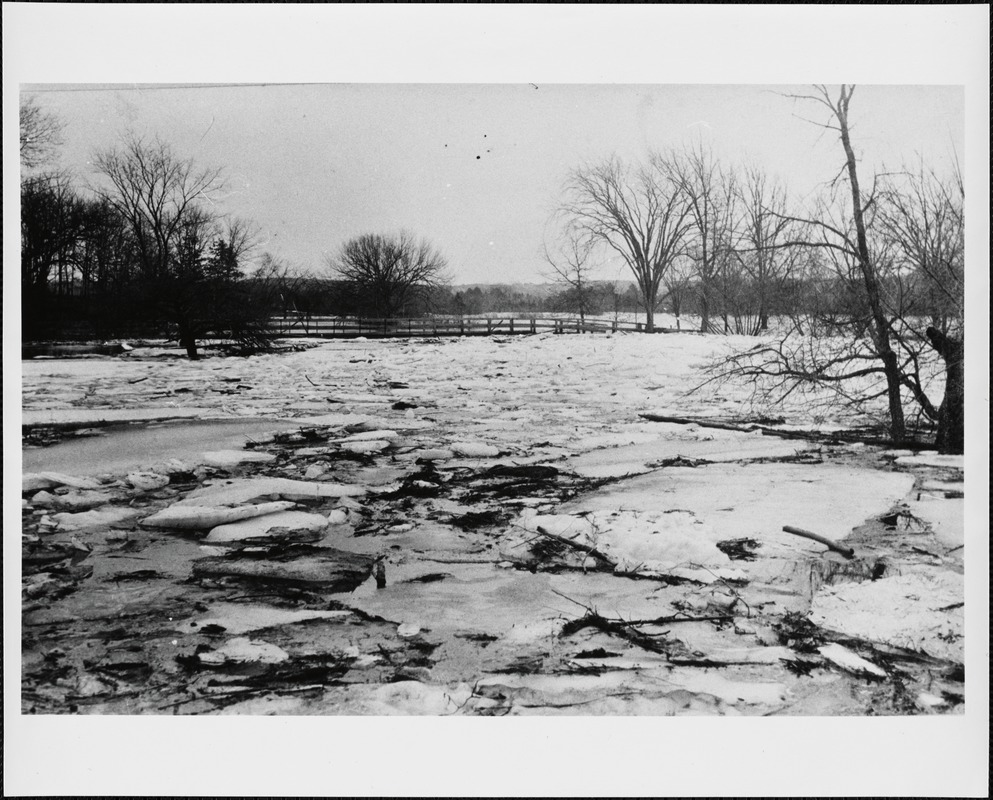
left=661, top=256, right=695, bottom=331
left=876, top=162, right=965, bottom=452
left=543, top=228, right=601, bottom=323
left=20, top=97, right=73, bottom=336
left=729, top=166, right=806, bottom=334
left=20, top=96, right=65, bottom=169
left=327, top=231, right=449, bottom=318
left=90, top=135, right=256, bottom=357
left=562, top=155, right=691, bottom=332
left=92, top=134, right=226, bottom=282
left=806, top=85, right=910, bottom=441
left=665, top=142, right=738, bottom=333
left=21, top=171, right=84, bottom=301
left=703, top=85, right=964, bottom=451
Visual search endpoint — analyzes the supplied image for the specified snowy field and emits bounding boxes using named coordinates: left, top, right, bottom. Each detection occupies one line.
left=19, top=331, right=967, bottom=715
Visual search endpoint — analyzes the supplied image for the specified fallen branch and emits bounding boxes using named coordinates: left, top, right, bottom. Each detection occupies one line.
left=550, top=589, right=731, bottom=658
left=639, top=413, right=756, bottom=433
left=560, top=610, right=671, bottom=654
left=535, top=526, right=617, bottom=567
left=618, top=613, right=734, bottom=626
left=640, top=413, right=937, bottom=450
left=532, top=528, right=705, bottom=585
left=782, top=525, right=855, bottom=559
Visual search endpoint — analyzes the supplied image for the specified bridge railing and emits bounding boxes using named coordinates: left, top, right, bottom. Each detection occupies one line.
left=266, top=314, right=654, bottom=338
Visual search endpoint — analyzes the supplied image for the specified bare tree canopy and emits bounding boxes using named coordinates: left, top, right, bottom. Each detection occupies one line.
left=328, top=231, right=449, bottom=318
left=729, top=165, right=807, bottom=335
left=542, top=229, right=602, bottom=323
left=877, top=161, right=964, bottom=334
left=878, top=162, right=965, bottom=452
left=20, top=96, right=65, bottom=169
left=92, top=134, right=226, bottom=281
left=660, top=257, right=694, bottom=330
left=85, top=135, right=278, bottom=358
left=561, top=155, right=691, bottom=332
left=664, top=141, right=738, bottom=333
left=703, top=84, right=965, bottom=452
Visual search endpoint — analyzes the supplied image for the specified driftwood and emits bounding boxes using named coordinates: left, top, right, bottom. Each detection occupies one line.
left=553, top=590, right=734, bottom=658
left=782, top=526, right=855, bottom=559
left=535, top=526, right=617, bottom=567
left=639, top=413, right=758, bottom=433
left=532, top=527, right=705, bottom=585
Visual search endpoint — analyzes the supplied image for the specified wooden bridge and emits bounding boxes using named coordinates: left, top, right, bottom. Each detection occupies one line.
left=267, top=314, right=665, bottom=339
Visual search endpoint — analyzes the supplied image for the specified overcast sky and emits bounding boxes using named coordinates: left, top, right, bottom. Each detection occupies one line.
left=23, top=82, right=963, bottom=285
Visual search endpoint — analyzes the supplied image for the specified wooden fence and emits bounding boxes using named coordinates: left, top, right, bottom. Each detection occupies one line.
left=266, top=314, right=662, bottom=339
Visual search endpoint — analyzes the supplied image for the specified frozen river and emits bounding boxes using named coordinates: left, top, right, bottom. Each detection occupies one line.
left=19, top=336, right=967, bottom=719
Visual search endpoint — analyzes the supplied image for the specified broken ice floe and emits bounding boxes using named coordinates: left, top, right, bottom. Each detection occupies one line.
left=175, top=477, right=366, bottom=506
left=451, top=442, right=501, bottom=458
left=49, top=507, right=140, bottom=531
left=817, top=643, right=886, bottom=677
left=198, top=637, right=289, bottom=665
left=29, top=489, right=117, bottom=511
left=810, top=571, right=964, bottom=662
left=397, top=623, right=422, bottom=639
left=561, top=463, right=915, bottom=554
left=513, top=510, right=745, bottom=583
left=905, top=498, right=964, bottom=548
left=415, top=449, right=454, bottom=461
left=341, top=440, right=392, bottom=454
left=339, top=430, right=401, bottom=442
left=126, top=471, right=171, bottom=491
left=142, top=500, right=296, bottom=530
left=193, top=603, right=352, bottom=634
left=192, top=545, right=375, bottom=591
left=23, top=472, right=104, bottom=492
left=200, top=450, right=277, bottom=467
left=205, top=510, right=331, bottom=543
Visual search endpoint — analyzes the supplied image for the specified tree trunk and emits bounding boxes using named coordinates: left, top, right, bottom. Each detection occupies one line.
left=178, top=324, right=199, bottom=360
left=926, top=327, right=964, bottom=454
left=644, top=304, right=655, bottom=333
left=879, top=349, right=907, bottom=443
left=836, top=87, right=906, bottom=444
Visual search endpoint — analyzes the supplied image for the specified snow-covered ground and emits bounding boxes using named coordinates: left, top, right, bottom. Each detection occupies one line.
left=18, top=332, right=969, bottom=716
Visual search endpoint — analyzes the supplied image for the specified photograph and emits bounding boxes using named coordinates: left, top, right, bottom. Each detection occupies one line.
left=5, top=4, right=988, bottom=797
